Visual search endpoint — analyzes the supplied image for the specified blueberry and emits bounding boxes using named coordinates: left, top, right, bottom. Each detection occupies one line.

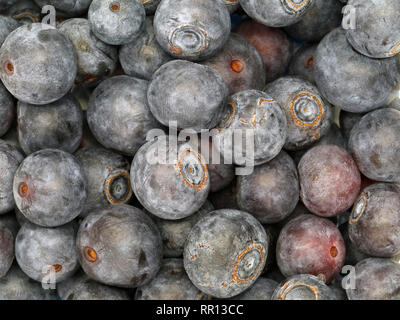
left=154, top=0, right=231, bottom=61
left=5, top=0, right=41, bottom=24
left=57, top=271, right=130, bottom=300
left=348, top=183, right=400, bottom=258
left=135, top=258, right=207, bottom=300
left=0, top=81, right=15, bottom=138
left=59, top=18, right=118, bottom=87
left=88, top=0, right=145, bottom=45
left=346, top=258, right=400, bottom=300
left=276, top=214, right=346, bottom=283
left=0, top=213, right=18, bottom=278
left=15, top=222, right=78, bottom=283
left=13, top=149, right=87, bottom=227
left=131, top=138, right=210, bottom=220
left=76, top=205, right=163, bottom=288
left=151, top=200, right=214, bottom=258
left=0, top=15, right=19, bottom=46
left=0, top=263, right=56, bottom=300
left=0, top=0, right=18, bottom=11
left=141, top=0, right=161, bottom=15
left=265, top=76, right=333, bottom=151
left=349, top=108, right=400, bottom=182
left=213, top=90, right=287, bottom=166
left=183, top=209, right=269, bottom=298
left=230, top=277, right=278, bottom=300
left=239, top=0, right=314, bottom=27
left=119, top=17, right=172, bottom=81
left=271, top=274, right=337, bottom=300
left=340, top=224, right=370, bottom=266
left=284, top=0, right=343, bottom=42
left=147, top=60, right=228, bottom=132
left=34, top=0, right=92, bottom=17
left=288, top=44, right=317, bottom=85
left=0, top=140, right=23, bottom=214
left=233, top=19, right=292, bottom=83
left=236, top=151, right=299, bottom=224
left=17, top=93, right=83, bottom=155
left=345, top=0, right=400, bottom=58
left=298, top=145, right=361, bottom=217
left=314, top=28, right=400, bottom=113
left=199, top=136, right=234, bottom=193
left=75, top=147, right=132, bottom=214
left=87, top=75, right=160, bottom=156
left=201, top=34, right=266, bottom=96
left=0, top=23, right=77, bottom=105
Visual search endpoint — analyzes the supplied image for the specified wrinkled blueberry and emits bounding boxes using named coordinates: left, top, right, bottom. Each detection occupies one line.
left=0, top=23, right=77, bottom=105
left=183, top=209, right=269, bottom=298
left=13, top=149, right=87, bottom=227
left=154, top=0, right=230, bottom=61
left=59, top=18, right=118, bottom=87
left=76, top=205, right=163, bottom=288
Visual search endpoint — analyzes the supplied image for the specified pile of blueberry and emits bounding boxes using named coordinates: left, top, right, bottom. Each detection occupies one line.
left=0, top=0, right=399, bottom=301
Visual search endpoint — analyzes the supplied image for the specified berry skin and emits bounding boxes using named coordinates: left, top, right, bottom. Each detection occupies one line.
left=34, top=0, right=92, bottom=16
left=59, top=18, right=118, bottom=87
left=0, top=77, right=14, bottom=139
left=183, top=209, right=269, bottom=298
left=88, top=0, right=145, bottom=45
left=288, top=44, right=317, bottom=85
left=349, top=108, right=400, bottom=182
left=135, top=259, right=207, bottom=300
left=346, top=258, right=400, bottom=300
left=233, top=19, right=292, bottom=83
left=345, top=0, right=400, bottom=58
left=147, top=60, right=228, bottom=132
left=271, top=274, right=338, bottom=300
left=239, top=0, right=315, bottom=27
left=119, top=17, right=172, bottom=81
left=213, top=90, right=287, bottom=166
left=75, top=147, right=133, bottom=214
left=131, top=138, right=210, bottom=220
left=17, top=93, right=83, bottom=155
left=0, top=213, right=18, bottom=278
left=348, top=183, right=400, bottom=258
left=231, top=277, right=278, bottom=300
left=314, top=28, right=400, bottom=113
left=4, top=1, right=41, bottom=25
left=0, top=23, right=77, bottom=105
left=13, top=149, right=87, bottom=227
left=298, top=145, right=361, bottom=217
left=236, top=151, right=299, bottom=224
left=57, top=271, right=130, bottom=300
left=0, top=15, right=19, bottom=47
left=154, top=0, right=231, bottom=61
left=151, top=201, right=214, bottom=258
left=276, top=214, right=346, bottom=283
left=76, top=205, right=163, bottom=288
left=284, top=0, right=343, bottom=42
left=15, top=222, right=79, bottom=283
left=0, top=140, right=23, bottom=215
left=265, top=76, right=333, bottom=151
left=201, top=33, right=266, bottom=96
left=0, top=264, right=56, bottom=300
left=87, top=75, right=161, bottom=156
